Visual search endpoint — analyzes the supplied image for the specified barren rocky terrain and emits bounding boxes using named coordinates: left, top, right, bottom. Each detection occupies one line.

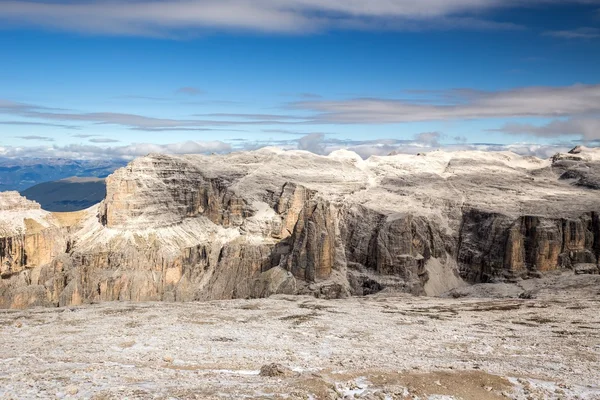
left=1, top=147, right=600, bottom=308
left=1, top=272, right=599, bottom=400
left=1, top=147, right=599, bottom=399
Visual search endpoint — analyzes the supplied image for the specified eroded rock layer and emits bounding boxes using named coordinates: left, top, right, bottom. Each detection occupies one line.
left=1, top=147, right=600, bottom=308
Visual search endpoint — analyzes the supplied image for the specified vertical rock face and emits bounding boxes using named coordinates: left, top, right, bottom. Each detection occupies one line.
left=285, top=198, right=338, bottom=282
left=273, top=182, right=315, bottom=239
left=458, top=211, right=599, bottom=282
left=1, top=146, right=600, bottom=308
left=99, top=154, right=253, bottom=230
left=340, top=205, right=451, bottom=295
left=0, top=192, right=67, bottom=283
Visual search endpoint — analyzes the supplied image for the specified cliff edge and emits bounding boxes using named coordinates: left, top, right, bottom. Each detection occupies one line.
left=1, top=146, right=599, bottom=308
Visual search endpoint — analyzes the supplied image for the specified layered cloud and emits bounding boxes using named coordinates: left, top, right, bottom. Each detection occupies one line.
left=492, top=118, right=600, bottom=140
left=292, top=84, right=600, bottom=140
left=294, top=84, right=600, bottom=123
left=16, top=135, right=54, bottom=142
left=0, top=120, right=79, bottom=129
left=0, top=100, right=305, bottom=130
left=0, top=140, right=232, bottom=160
left=3, top=84, right=600, bottom=134
left=291, top=133, right=572, bottom=159
left=544, top=27, right=600, bottom=39
left=2, top=84, right=599, bottom=156
left=0, top=131, right=573, bottom=161
left=0, top=0, right=597, bottom=36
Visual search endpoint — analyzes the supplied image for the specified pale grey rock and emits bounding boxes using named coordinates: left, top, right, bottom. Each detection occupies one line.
left=574, top=263, right=599, bottom=275
left=1, top=146, right=600, bottom=308
left=259, top=363, right=293, bottom=377
left=251, top=266, right=297, bottom=298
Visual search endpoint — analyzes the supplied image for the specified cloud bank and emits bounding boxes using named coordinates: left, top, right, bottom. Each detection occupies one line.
left=2, top=84, right=600, bottom=139
left=544, top=27, right=600, bottom=39
left=293, top=84, right=600, bottom=140
left=294, top=84, right=600, bottom=123
left=0, top=0, right=597, bottom=36
left=0, top=134, right=575, bottom=162
left=0, top=140, right=232, bottom=160
left=291, top=133, right=573, bottom=159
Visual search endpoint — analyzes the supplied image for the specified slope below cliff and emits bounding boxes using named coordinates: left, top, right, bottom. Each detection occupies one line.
left=1, top=146, right=599, bottom=308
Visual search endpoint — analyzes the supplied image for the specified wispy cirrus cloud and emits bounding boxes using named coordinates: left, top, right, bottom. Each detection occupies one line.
left=114, top=95, right=169, bottom=101
left=491, top=118, right=600, bottom=141
left=261, top=129, right=336, bottom=136
left=195, top=113, right=302, bottom=120
left=176, top=87, right=203, bottom=96
left=89, top=138, right=120, bottom=143
left=291, top=84, right=600, bottom=140
left=543, top=27, right=600, bottom=39
left=1, top=0, right=593, bottom=36
left=2, top=83, right=600, bottom=139
left=298, top=93, right=323, bottom=99
left=0, top=120, right=79, bottom=129
left=0, top=99, right=307, bottom=130
left=15, top=135, right=54, bottom=142
left=293, top=84, right=600, bottom=124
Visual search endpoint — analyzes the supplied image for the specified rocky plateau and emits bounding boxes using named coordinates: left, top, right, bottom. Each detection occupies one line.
left=1, top=146, right=600, bottom=309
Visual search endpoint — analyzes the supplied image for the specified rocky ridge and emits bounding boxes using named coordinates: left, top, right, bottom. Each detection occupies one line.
left=1, top=146, right=599, bottom=308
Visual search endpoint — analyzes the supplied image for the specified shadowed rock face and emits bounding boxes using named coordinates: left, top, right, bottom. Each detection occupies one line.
left=1, top=147, right=600, bottom=308
left=457, top=211, right=599, bottom=283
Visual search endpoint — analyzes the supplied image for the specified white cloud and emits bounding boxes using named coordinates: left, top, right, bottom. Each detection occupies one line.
left=544, top=27, right=600, bottom=39
left=176, top=87, right=203, bottom=96
left=333, top=141, right=572, bottom=159
left=2, top=84, right=600, bottom=142
left=297, top=133, right=326, bottom=154
left=0, top=135, right=583, bottom=162
left=292, top=132, right=571, bottom=159
left=15, top=135, right=54, bottom=142
left=414, top=131, right=443, bottom=147
left=0, top=140, right=232, bottom=160
left=4, top=84, right=600, bottom=134
left=0, top=120, right=78, bottom=129
left=294, top=84, right=600, bottom=127
left=492, top=118, right=600, bottom=140
left=0, top=0, right=594, bottom=36
left=89, top=138, right=120, bottom=143
left=0, top=100, right=305, bottom=130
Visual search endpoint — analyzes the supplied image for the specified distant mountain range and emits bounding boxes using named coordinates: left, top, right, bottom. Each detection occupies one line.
left=21, top=177, right=107, bottom=212
left=0, top=158, right=124, bottom=192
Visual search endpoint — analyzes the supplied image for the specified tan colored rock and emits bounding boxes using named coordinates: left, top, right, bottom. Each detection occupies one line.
left=259, top=363, right=293, bottom=377
left=251, top=266, right=297, bottom=298
left=2, top=147, right=600, bottom=308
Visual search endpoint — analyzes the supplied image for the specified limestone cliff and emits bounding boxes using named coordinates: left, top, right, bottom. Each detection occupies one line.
left=1, top=146, right=599, bottom=308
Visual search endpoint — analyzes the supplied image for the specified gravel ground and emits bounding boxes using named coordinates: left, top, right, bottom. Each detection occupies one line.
left=1, top=276, right=600, bottom=400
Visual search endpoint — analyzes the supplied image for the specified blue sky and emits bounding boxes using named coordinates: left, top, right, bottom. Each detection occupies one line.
left=0, top=0, right=599, bottom=159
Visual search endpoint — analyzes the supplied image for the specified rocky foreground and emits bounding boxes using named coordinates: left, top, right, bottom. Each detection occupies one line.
left=1, top=146, right=600, bottom=308
left=1, top=273, right=599, bottom=399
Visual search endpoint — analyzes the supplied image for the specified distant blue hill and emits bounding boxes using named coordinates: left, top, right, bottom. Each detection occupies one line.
left=0, top=158, right=124, bottom=192
left=21, top=177, right=107, bottom=212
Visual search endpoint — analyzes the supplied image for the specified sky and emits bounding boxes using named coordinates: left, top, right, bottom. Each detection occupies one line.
left=0, top=0, right=599, bottom=160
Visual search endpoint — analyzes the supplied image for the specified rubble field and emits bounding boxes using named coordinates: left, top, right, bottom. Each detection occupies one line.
left=1, top=273, right=599, bottom=400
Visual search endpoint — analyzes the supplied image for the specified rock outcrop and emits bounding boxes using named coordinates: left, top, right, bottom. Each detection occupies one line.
left=1, top=146, right=600, bottom=308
